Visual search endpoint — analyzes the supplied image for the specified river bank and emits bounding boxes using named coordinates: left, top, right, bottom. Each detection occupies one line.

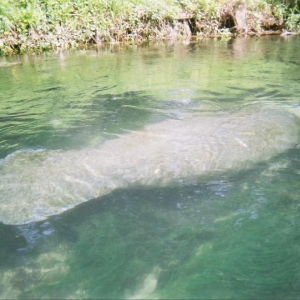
left=0, top=0, right=300, bottom=55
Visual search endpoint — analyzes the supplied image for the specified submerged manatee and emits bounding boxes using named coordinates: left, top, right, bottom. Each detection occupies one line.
left=0, top=106, right=299, bottom=225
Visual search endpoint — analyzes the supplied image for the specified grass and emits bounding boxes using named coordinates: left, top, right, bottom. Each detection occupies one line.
left=0, top=0, right=300, bottom=55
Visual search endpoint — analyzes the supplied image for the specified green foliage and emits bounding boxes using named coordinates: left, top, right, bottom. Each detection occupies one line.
left=0, top=0, right=299, bottom=55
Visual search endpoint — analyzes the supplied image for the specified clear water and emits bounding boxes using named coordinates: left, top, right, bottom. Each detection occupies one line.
left=0, top=36, right=300, bottom=299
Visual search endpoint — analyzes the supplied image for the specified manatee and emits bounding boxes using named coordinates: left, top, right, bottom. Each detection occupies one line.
left=0, top=105, right=299, bottom=225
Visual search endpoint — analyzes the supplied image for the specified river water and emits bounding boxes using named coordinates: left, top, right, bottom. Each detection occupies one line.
left=0, top=36, right=300, bottom=299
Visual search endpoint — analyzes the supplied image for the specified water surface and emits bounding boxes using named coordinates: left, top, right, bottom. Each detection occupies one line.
left=0, top=36, right=300, bottom=299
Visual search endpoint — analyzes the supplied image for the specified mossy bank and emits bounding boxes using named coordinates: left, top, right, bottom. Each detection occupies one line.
left=0, top=0, right=300, bottom=55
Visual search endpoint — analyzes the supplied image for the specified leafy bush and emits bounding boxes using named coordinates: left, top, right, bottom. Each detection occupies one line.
left=0, top=0, right=299, bottom=55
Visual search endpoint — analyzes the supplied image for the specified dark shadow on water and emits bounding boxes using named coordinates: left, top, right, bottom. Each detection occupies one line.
left=1, top=148, right=299, bottom=298
left=0, top=223, right=27, bottom=266
left=3, top=147, right=299, bottom=256
left=12, top=163, right=269, bottom=249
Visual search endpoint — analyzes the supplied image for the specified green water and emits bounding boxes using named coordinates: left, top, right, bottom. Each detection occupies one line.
left=0, top=36, right=300, bottom=299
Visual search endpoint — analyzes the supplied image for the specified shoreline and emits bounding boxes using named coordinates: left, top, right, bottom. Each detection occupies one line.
left=0, top=0, right=299, bottom=56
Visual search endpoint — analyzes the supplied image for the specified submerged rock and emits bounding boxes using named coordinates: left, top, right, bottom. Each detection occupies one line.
left=0, top=106, right=299, bottom=225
